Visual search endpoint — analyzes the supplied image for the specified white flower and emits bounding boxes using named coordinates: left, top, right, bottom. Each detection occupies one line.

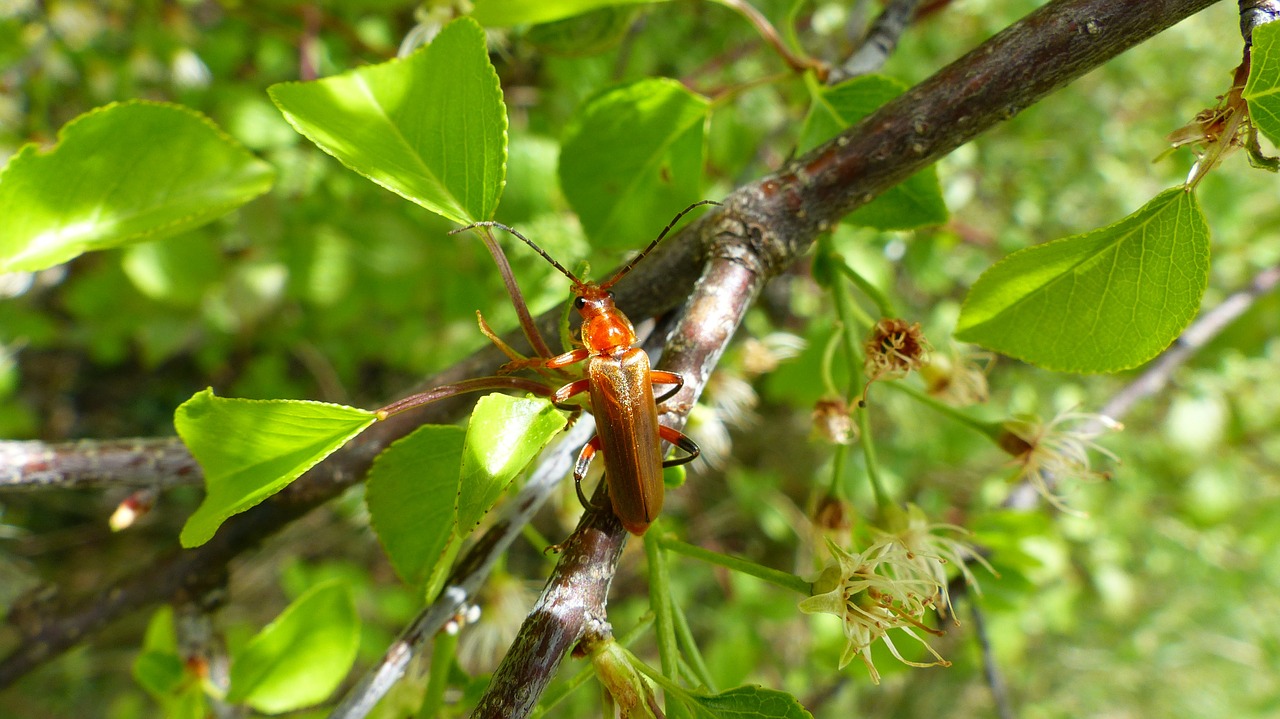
left=873, top=504, right=995, bottom=616
left=800, top=538, right=949, bottom=683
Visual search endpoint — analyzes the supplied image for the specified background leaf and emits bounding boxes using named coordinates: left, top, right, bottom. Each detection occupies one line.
left=227, top=581, right=360, bottom=714
left=1244, top=21, right=1280, bottom=146
left=175, top=388, right=376, bottom=548
left=366, top=425, right=466, bottom=599
left=559, top=78, right=709, bottom=249
left=472, top=0, right=663, bottom=27
left=456, top=394, right=566, bottom=534
left=679, top=685, right=814, bottom=718
left=0, top=101, right=274, bottom=273
left=269, top=17, right=506, bottom=225
left=799, top=75, right=947, bottom=230
left=132, top=606, right=183, bottom=697
left=955, top=188, right=1210, bottom=373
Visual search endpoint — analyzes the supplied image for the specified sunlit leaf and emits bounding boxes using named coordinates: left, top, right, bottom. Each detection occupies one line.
left=176, top=388, right=376, bottom=548
left=559, top=78, right=709, bottom=249
left=0, top=101, right=274, bottom=273
left=1244, top=21, right=1280, bottom=146
left=366, top=425, right=466, bottom=597
left=269, top=17, right=506, bottom=225
left=456, top=394, right=566, bottom=533
left=799, top=75, right=947, bottom=230
left=472, top=0, right=663, bottom=27
left=227, top=581, right=360, bottom=714
left=955, top=188, right=1209, bottom=373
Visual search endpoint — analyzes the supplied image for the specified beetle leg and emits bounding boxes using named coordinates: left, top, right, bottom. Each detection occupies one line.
left=658, top=425, right=700, bottom=468
left=649, top=370, right=686, bottom=404
left=545, top=347, right=592, bottom=370
left=552, top=378, right=591, bottom=411
left=573, top=435, right=610, bottom=510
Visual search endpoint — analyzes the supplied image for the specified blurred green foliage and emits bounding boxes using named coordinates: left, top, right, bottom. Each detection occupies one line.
left=2, top=1, right=1278, bottom=717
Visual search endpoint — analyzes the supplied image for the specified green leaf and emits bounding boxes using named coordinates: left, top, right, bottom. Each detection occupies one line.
left=0, top=101, right=274, bottom=273
left=955, top=188, right=1210, bottom=373
left=366, top=425, right=466, bottom=597
left=456, top=394, right=567, bottom=533
left=679, top=685, right=814, bottom=718
left=526, top=6, right=641, bottom=56
left=227, top=581, right=360, bottom=714
left=799, top=75, right=947, bottom=230
left=559, top=78, right=709, bottom=249
left=1245, top=21, right=1280, bottom=146
left=269, top=17, right=506, bottom=225
left=133, top=651, right=186, bottom=697
left=133, top=606, right=208, bottom=719
left=473, top=0, right=663, bottom=27
left=175, top=388, right=376, bottom=548
left=133, top=606, right=183, bottom=696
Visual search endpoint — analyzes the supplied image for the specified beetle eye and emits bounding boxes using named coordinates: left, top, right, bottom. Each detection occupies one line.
left=606, top=291, right=615, bottom=300
left=573, top=296, right=587, bottom=310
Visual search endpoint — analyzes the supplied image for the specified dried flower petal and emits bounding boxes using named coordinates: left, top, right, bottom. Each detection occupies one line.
left=812, top=397, right=857, bottom=445
left=920, top=345, right=992, bottom=406
left=863, top=319, right=930, bottom=383
left=1000, top=410, right=1123, bottom=512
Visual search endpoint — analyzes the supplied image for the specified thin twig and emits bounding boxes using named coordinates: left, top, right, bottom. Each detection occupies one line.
left=0, top=438, right=200, bottom=491
left=1241, top=0, right=1280, bottom=46
left=969, top=599, right=1015, bottom=719
left=1101, top=263, right=1280, bottom=423
left=829, top=0, right=925, bottom=83
left=714, top=0, right=829, bottom=79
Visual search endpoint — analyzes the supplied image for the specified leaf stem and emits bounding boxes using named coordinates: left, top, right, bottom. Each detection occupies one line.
left=708, top=0, right=830, bottom=80
left=884, top=380, right=1004, bottom=442
left=374, top=377, right=552, bottom=419
left=837, top=259, right=897, bottom=318
left=829, top=266, right=890, bottom=509
left=643, top=529, right=683, bottom=687
left=660, top=537, right=810, bottom=596
left=421, top=630, right=456, bottom=717
left=670, top=595, right=717, bottom=692
left=474, top=226, right=556, bottom=359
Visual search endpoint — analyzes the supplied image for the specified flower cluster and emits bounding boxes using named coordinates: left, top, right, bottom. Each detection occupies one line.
left=800, top=505, right=991, bottom=683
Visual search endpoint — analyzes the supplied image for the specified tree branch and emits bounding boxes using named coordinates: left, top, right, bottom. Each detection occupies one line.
left=0, top=0, right=1226, bottom=696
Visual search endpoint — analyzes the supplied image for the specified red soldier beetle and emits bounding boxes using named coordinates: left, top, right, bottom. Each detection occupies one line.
left=452, top=200, right=717, bottom=534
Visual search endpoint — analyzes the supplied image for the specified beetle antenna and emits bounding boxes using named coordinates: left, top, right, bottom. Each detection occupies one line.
left=601, top=200, right=721, bottom=290
left=451, top=221, right=583, bottom=285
